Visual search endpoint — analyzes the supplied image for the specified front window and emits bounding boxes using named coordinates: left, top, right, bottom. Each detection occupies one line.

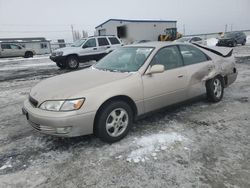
left=95, top=47, right=154, bottom=72
left=71, top=38, right=87, bottom=47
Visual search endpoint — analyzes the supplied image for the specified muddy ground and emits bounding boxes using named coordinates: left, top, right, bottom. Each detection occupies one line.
left=0, top=45, right=250, bottom=188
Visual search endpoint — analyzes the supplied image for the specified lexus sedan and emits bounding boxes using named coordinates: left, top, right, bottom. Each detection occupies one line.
left=22, top=42, right=237, bottom=143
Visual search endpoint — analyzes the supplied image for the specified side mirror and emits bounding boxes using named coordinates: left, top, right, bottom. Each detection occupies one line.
left=146, top=64, right=165, bottom=75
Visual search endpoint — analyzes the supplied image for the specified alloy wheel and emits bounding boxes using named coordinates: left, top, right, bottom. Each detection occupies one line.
left=105, top=108, right=129, bottom=137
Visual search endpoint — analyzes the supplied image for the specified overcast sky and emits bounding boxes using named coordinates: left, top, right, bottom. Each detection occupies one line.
left=0, top=0, right=249, bottom=42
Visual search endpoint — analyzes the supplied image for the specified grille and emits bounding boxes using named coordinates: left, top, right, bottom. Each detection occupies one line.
left=29, top=96, right=38, bottom=107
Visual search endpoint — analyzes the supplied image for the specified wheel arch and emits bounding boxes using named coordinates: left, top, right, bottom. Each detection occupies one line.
left=93, top=95, right=138, bottom=134
left=66, top=53, right=79, bottom=59
left=205, top=74, right=225, bottom=88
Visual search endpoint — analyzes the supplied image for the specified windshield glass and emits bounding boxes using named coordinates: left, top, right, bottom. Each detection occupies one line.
left=95, top=47, right=154, bottom=72
left=176, top=37, right=191, bottom=42
left=71, top=38, right=87, bottom=47
left=223, top=33, right=235, bottom=38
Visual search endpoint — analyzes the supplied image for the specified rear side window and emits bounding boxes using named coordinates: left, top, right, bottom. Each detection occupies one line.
left=98, top=38, right=109, bottom=46
left=151, top=46, right=183, bottom=70
left=108, top=37, right=120, bottom=45
left=179, top=45, right=208, bottom=65
left=1, top=44, right=11, bottom=49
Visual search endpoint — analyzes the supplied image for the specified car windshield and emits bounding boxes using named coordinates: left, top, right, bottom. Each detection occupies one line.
left=176, top=37, right=191, bottom=42
left=71, top=38, right=87, bottom=47
left=94, top=47, right=154, bottom=72
left=223, top=33, right=235, bottom=38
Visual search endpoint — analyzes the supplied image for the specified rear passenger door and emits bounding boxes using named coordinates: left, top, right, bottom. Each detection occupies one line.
left=178, top=44, right=213, bottom=98
left=97, top=37, right=111, bottom=54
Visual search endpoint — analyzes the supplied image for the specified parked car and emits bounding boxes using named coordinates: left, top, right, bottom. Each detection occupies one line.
left=0, top=43, right=35, bottom=58
left=175, top=36, right=205, bottom=44
left=50, top=35, right=122, bottom=69
left=216, top=32, right=247, bottom=47
left=23, top=42, right=237, bottom=143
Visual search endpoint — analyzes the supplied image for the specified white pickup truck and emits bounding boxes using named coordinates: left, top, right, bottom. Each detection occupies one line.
left=50, top=35, right=122, bottom=69
left=0, top=43, right=35, bottom=58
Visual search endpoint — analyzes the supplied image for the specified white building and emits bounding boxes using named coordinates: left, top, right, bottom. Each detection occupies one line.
left=0, top=37, right=51, bottom=55
left=95, top=19, right=177, bottom=43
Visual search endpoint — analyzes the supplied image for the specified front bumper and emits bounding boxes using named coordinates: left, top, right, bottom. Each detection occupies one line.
left=22, top=99, right=96, bottom=137
left=217, top=40, right=234, bottom=47
left=50, top=55, right=67, bottom=63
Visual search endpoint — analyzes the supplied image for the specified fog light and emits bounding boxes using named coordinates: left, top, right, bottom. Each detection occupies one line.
left=56, top=127, right=72, bottom=134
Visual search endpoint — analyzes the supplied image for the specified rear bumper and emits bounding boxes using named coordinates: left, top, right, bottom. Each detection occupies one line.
left=226, top=72, right=238, bottom=86
left=22, top=99, right=96, bottom=137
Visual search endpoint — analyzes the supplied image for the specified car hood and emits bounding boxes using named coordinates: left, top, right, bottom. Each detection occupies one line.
left=30, top=67, right=132, bottom=103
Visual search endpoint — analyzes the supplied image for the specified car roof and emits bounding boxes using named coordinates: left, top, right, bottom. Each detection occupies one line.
left=125, top=41, right=191, bottom=48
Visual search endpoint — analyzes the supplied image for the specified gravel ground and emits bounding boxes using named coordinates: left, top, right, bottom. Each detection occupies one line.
left=0, top=45, right=250, bottom=188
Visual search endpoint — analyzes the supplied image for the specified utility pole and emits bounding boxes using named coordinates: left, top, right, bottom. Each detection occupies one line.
left=225, top=24, right=228, bottom=33
left=71, top=25, right=74, bottom=42
left=183, top=24, right=185, bottom=36
left=230, top=24, right=233, bottom=32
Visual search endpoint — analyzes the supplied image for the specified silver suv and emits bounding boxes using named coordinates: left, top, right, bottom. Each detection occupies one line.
left=50, top=35, right=122, bottom=69
left=0, top=43, right=35, bottom=58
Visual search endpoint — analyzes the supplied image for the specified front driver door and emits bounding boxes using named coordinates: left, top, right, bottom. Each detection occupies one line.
left=142, top=45, right=188, bottom=113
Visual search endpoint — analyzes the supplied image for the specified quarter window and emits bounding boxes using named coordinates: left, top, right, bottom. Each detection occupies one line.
left=108, top=37, right=120, bottom=45
left=98, top=37, right=109, bottom=46
left=151, top=46, right=183, bottom=70
left=179, top=45, right=208, bottom=65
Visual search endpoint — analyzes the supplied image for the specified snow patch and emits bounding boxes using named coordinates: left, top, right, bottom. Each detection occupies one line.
left=126, top=132, right=187, bottom=163
left=0, top=158, right=12, bottom=170
left=247, top=36, right=250, bottom=44
left=206, top=38, right=218, bottom=46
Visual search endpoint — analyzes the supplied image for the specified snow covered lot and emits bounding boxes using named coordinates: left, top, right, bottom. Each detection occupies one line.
left=0, top=45, right=250, bottom=188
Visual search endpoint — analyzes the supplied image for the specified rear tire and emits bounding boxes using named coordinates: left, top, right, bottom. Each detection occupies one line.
left=95, top=101, right=133, bottom=143
left=24, top=51, right=33, bottom=58
left=66, top=55, right=79, bottom=69
left=242, top=39, right=246, bottom=46
left=206, top=76, right=224, bottom=102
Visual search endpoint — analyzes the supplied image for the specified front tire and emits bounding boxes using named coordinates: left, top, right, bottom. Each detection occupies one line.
left=56, top=62, right=66, bottom=69
left=206, top=76, right=224, bottom=102
left=95, top=101, right=133, bottom=143
left=66, top=55, right=79, bottom=69
left=24, top=51, right=33, bottom=58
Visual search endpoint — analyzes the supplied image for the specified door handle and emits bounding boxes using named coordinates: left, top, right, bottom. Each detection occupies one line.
left=106, top=46, right=111, bottom=49
left=178, top=75, right=184, bottom=78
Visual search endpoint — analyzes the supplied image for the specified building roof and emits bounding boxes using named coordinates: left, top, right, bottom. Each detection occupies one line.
left=0, top=37, right=50, bottom=43
left=95, top=19, right=177, bottom=29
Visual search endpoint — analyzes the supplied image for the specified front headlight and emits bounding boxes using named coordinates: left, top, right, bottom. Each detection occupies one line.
left=52, top=51, right=63, bottom=56
left=39, top=98, right=85, bottom=111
